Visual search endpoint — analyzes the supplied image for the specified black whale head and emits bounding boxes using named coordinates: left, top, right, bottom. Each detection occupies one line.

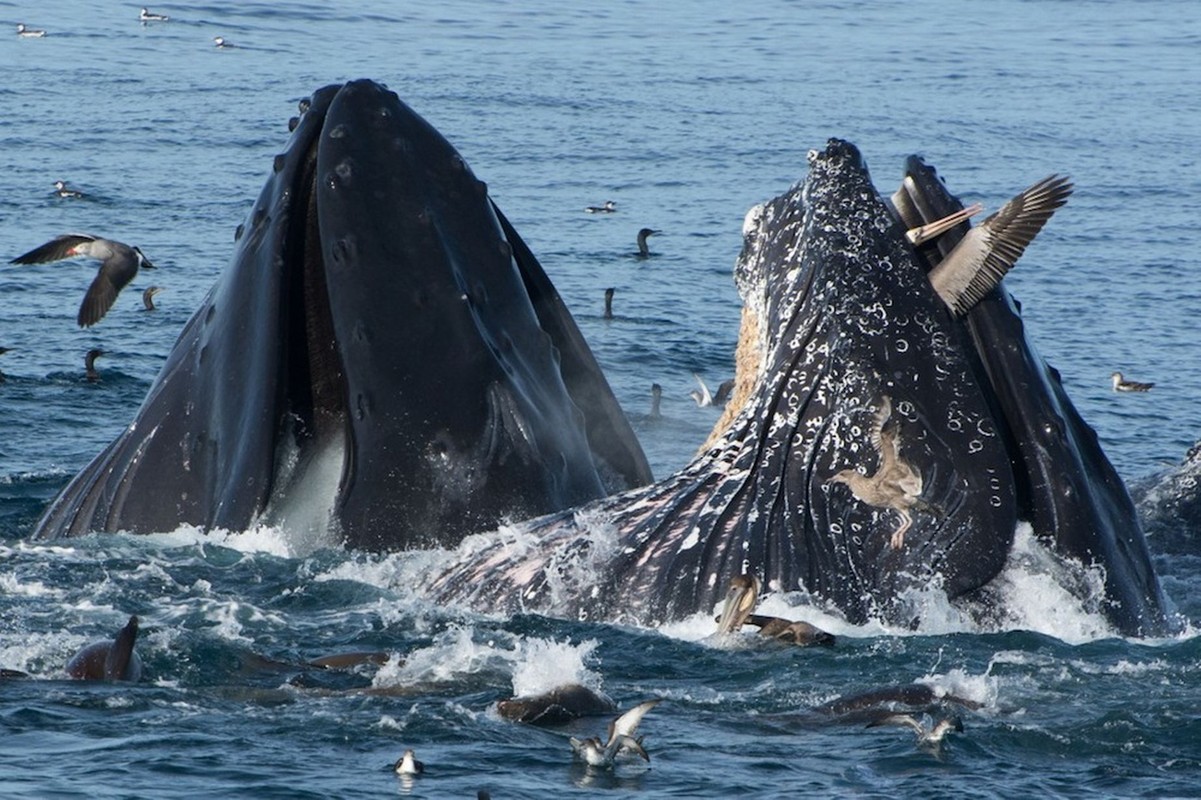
left=32, top=79, right=651, bottom=550
left=427, top=138, right=1171, bottom=637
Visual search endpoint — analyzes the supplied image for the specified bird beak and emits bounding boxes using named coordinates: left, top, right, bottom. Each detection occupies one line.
left=905, top=203, right=983, bottom=245
left=716, top=578, right=758, bottom=634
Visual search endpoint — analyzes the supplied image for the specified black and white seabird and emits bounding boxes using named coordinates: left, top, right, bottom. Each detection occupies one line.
left=85, top=349, right=105, bottom=382
left=140, top=7, right=169, bottom=22
left=393, top=749, right=424, bottom=775
left=213, top=36, right=235, bottom=48
left=569, top=699, right=660, bottom=768
left=828, top=395, right=939, bottom=550
left=16, top=23, right=46, bottom=38
left=635, top=228, right=658, bottom=258
left=603, top=287, right=615, bottom=320
left=53, top=180, right=85, bottom=199
left=1111, top=371, right=1153, bottom=393
left=716, top=574, right=835, bottom=646
left=10, top=234, right=157, bottom=327
left=925, top=175, right=1073, bottom=316
left=586, top=200, right=617, bottom=214
left=865, top=712, right=964, bottom=748
left=142, top=285, right=163, bottom=311
left=690, top=374, right=734, bottom=408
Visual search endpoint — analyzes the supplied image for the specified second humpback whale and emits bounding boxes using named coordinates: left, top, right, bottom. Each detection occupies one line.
left=424, top=139, right=1170, bottom=637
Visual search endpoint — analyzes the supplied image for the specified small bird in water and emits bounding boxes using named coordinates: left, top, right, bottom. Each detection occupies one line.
left=649, top=383, right=662, bottom=419
left=10, top=234, right=157, bottom=327
left=85, top=349, right=105, bottom=382
left=925, top=175, right=1073, bottom=316
left=1111, top=371, right=1153, bottom=392
left=636, top=227, right=658, bottom=258
left=213, top=36, right=236, bottom=48
left=586, top=200, right=617, bottom=214
left=865, top=712, right=964, bottom=749
left=828, top=396, right=938, bottom=550
left=142, top=285, right=163, bottom=311
left=570, top=699, right=660, bottom=768
left=65, top=615, right=142, bottom=681
left=690, top=374, right=734, bottom=407
left=16, top=23, right=46, bottom=38
left=715, top=574, right=835, bottom=646
left=140, top=7, right=169, bottom=22
left=53, top=180, right=85, bottom=199
left=393, top=749, right=424, bottom=775
left=603, top=287, right=615, bottom=320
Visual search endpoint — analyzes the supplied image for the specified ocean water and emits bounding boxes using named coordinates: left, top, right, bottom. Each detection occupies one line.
left=2, top=1, right=1200, bottom=797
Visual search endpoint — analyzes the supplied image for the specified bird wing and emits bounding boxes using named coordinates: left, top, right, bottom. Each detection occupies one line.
left=10, top=233, right=98, bottom=265
left=607, top=699, right=661, bottom=745
left=929, top=175, right=1072, bottom=315
left=692, top=373, right=712, bottom=406
left=869, top=396, right=893, bottom=462
left=78, top=268, right=120, bottom=327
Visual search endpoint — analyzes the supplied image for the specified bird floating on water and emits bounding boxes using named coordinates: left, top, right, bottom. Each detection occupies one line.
left=53, top=180, right=85, bottom=199
left=16, top=23, right=46, bottom=38
left=85, top=349, right=105, bottom=382
left=140, top=7, right=169, bottom=22
left=636, top=227, right=658, bottom=258
left=586, top=200, right=617, bottom=213
left=10, top=234, right=156, bottom=327
left=569, top=699, right=660, bottom=768
left=393, top=749, right=424, bottom=775
left=828, top=396, right=939, bottom=550
left=1111, top=371, right=1153, bottom=392
left=213, top=36, right=235, bottom=48
left=924, top=175, right=1073, bottom=316
left=142, top=285, right=163, bottom=311
left=690, top=374, right=733, bottom=407
left=865, top=712, right=964, bottom=749
left=716, top=574, right=835, bottom=646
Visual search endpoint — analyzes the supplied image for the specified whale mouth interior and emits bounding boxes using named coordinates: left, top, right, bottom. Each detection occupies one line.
left=259, top=135, right=350, bottom=547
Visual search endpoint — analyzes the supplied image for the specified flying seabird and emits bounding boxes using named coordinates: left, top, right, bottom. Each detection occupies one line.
left=16, top=23, right=46, bottom=38
left=925, top=175, right=1073, bottom=316
left=85, top=349, right=104, bottom=382
left=636, top=228, right=658, bottom=258
left=142, top=285, right=163, bottom=311
left=586, top=200, right=617, bottom=213
left=865, top=712, right=964, bottom=748
left=828, top=396, right=939, bottom=549
left=393, top=749, right=424, bottom=775
left=716, top=574, right=835, bottom=646
left=1111, top=371, right=1153, bottom=392
left=140, top=7, right=169, bottom=22
left=53, top=180, right=85, bottom=199
left=10, top=234, right=156, bottom=327
left=603, top=287, right=615, bottom=320
left=569, top=699, right=660, bottom=768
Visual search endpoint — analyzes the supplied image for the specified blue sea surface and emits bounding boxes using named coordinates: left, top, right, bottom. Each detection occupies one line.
left=2, top=1, right=1200, bottom=797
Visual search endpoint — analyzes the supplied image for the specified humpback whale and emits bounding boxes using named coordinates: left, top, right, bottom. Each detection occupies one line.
left=424, top=139, right=1170, bottom=637
left=31, top=80, right=651, bottom=551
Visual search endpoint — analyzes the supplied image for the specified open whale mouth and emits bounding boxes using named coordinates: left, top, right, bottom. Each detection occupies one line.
left=32, top=80, right=651, bottom=550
